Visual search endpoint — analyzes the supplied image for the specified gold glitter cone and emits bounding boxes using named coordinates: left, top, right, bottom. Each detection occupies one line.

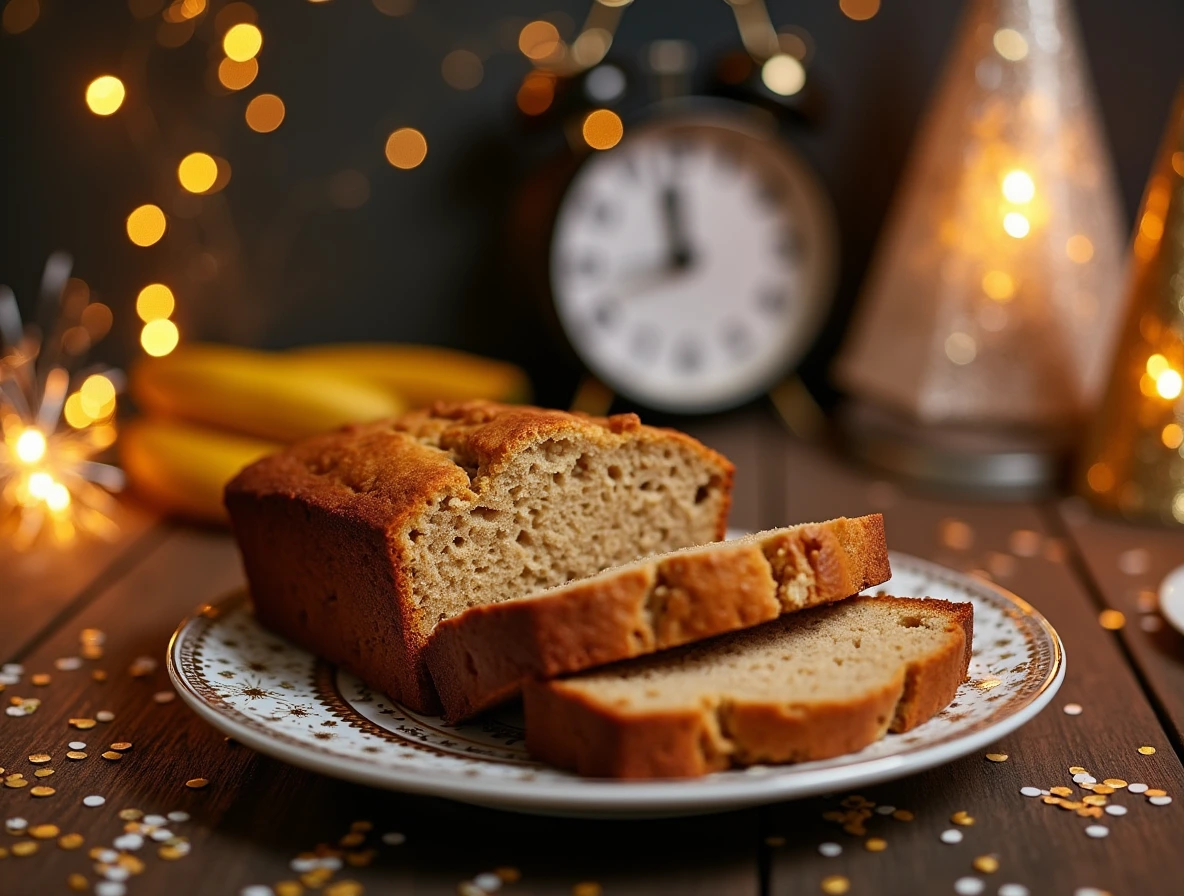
left=1079, top=87, right=1184, bottom=524
left=835, top=0, right=1126, bottom=425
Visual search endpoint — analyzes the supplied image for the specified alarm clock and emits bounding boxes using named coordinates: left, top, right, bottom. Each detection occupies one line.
left=547, top=100, right=838, bottom=414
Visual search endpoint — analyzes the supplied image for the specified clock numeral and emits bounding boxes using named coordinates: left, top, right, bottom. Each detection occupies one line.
left=672, top=339, right=703, bottom=374
left=758, top=288, right=789, bottom=316
left=721, top=321, right=752, bottom=358
left=630, top=324, right=660, bottom=362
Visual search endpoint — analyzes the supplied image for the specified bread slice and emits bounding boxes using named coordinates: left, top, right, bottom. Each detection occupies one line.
left=426, top=515, right=889, bottom=722
left=224, top=401, right=733, bottom=712
left=523, top=596, right=972, bottom=779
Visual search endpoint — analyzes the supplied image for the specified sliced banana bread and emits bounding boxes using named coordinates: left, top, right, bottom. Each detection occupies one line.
left=524, top=596, right=973, bottom=778
left=224, top=401, right=733, bottom=712
left=426, top=515, right=889, bottom=722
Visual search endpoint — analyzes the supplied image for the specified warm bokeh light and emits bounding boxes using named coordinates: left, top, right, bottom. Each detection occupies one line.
left=1162, top=423, right=1184, bottom=450
left=1140, top=373, right=1160, bottom=398
left=1002, top=212, right=1030, bottom=238
left=61, top=326, right=91, bottom=356
left=760, top=54, right=806, bottom=97
left=1157, top=369, right=1183, bottom=400
left=1066, top=234, right=1094, bottom=263
left=441, top=49, right=482, bottom=90
left=1139, top=211, right=1165, bottom=242
left=516, top=72, right=555, bottom=116
left=223, top=22, right=262, bottom=61
left=163, top=0, right=207, bottom=21
left=518, top=20, right=560, bottom=61
left=80, top=302, right=113, bottom=339
left=178, top=152, right=218, bottom=193
left=582, top=109, right=623, bottom=151
left=15, top=428, right=47, bottom=464
left=1001, top=170, right=1035, bottom=203
left=384, top=127, right=428, bottom=169
left=981, top=270, right=1015, bottom=302
left=85, top=75, right=126, bottom=116
left=63, top=393, right=92, bottom=429
left=839, top=0, right=880, bottom=21
left=141, top=319, right=180, bottom=357
left=136, top=284, right=176, bottom=322
left=993, top=28, right=1028, bottom=61
left=46, top=480, right=71, bottom=513
left=245, top=93, right=285, bottom=132
left=214, top=0, right=257, bottom=31
left=27, top=471, right=52, bottom=500
left=1147, top=353, right=1170, bottom=378
left=80, top=374, right=116, bottom=419
left=126, top=204, right=167, bottom=247
left=2, top=0, right=39, bottom=34
left=944, top=332, right=977, bottom=365
left=1087, top=462, right=1114, bottom=493
left=218, top=57, right=258, bottom=90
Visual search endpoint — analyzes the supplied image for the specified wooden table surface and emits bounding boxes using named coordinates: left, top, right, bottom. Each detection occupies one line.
left=3, top=408, right=1183, bottom=896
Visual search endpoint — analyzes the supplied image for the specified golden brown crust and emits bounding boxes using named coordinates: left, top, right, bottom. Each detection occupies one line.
left=225, top=401, right=734, bottom=713
left=522, top=596, right=973, bottom=779
left=426, top=515, right=890, bottom=722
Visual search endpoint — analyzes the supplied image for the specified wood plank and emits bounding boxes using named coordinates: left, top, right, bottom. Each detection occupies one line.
left=767, top=436, right=1184, bottom=896
left=0, top=525, right=762, bottom=896
left=0, top=498, right=160, bottom=661
left=1055, top=502, right=1184, bottom=743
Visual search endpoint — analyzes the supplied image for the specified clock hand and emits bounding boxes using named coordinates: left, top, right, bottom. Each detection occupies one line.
left=661, top=186, right=695, bottom=270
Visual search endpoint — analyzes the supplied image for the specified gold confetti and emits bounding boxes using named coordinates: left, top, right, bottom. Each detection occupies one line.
left=96, top=710, right=115, bottom=722
left=101, top=751, right=123, bottom=761
left=1103, top=779, right=1127, bottom=788
left=69, top=718, right=96, bottom=729
left=185, top=777, right=209, bottom=789
left=110, top=742, right=133, bottom=752
left=1145, top=788, right=1167, bottom=797
left=496, top=867, right=522, bottom=883
left=12, top=841, right=38, bottom=857
left=1059, top=801, right=1085, bottom=811
left=119, top=854, right=146, bottom=875
left=91, top=669, right=107, bottom=682
left=83, top=646, right=104, bottom=661
left=976, top=679, right=1002, bottom=691
left=1069, top=766, right=1087, bottom=774
left=985, top=753, right=1008, bottom=762
left=274, top=883, right=303, bottom=896
left=66, top=751, right=87, bottom=760
left=31, top=786, right=55, bottom=797
left=950, top=811, right=975, bottom=826
left=339, top=831, right=365, bottom=848
left=1076, top=807, right=1104, bottom=818
left=972, top=855, right=999, bottom=874
left=67, top=872, right=88, bottom=890
left=301, top=869, right=334, bottom=888
left=325, top=882, right=364, bottom=896
left=28, top=753, right=51, bottom=764
left=346, top=849, right=377, bottom=867
left=572, top=884, right=602, bottom=896
left=33, top=768, right=54, bottom=778
left=1092, top=785, right=1115, bottom=795
left=158, top=844, right=188, bottom=860
left=1098, top=609, right=1126, bottom=630
left=821, top=876, right=850, bottom=896
left=891, top=809, right=914, bottom=821
left=5, top=777, right=29, bottom=789
left=865, top=837, right=887, bottom=852
left=59, top=833, right=85, bottom=850
left=31, top=673, right=51, bottom=686
left=1083, top=795, right=1108, bottom=806
left=119, top=809, right=144, bottom=821
left=29, top=824, right=60, bottom=839
left=1138, top=746, right=1156, bottom=755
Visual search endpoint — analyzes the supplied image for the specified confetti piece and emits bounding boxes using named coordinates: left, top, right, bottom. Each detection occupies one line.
left=1085, top=825, right=1109, bottom=838
left=30, top=786, right=55, bottom=797
left=241, top=889, right=273, bottom=896
left=864, top=837, right=887, bottom=852
left=495, top=868, right=521, bottom=883
left=874, top=804, right=896, bottom=814
left=114, top=833, right=144, bottom=851
left=101, top=751, right=123, bottom=761
left=951, top=811, right=975, bottom=826
left=55, top=657, right=83, bottom=671
left=972, top=855, right=999, bottom=874
left=68, top=741, right=86, bottom=750
left=67, top=751, right=87, bottom=760
left=67, top=873, right=88, bottom=891
left=1098, top=610, right=1126, bottom=630
left=1128, top=783, right=1149, bottom=793
left=986, top=753, right=1008, bottom=762
left=33, top=768, right=54, bottom=778
left=474, top=873, right=503, bottom=892
left=941, top=829, right=963, bottom=844
left=1105, top=805, right=1127, bottom=816
left=892, top=809, right=914, bottom=821
left=12, top=841, right=38, bottom=857
left=28, top=753, right=51, bottom=764
left=6, top=818, right=28, bottom=833
left=954, top=878, right=985, bottom=896
left=167, top=811, right=190, bottom=823
left=83, top=795, right=105, bottom=808
left=1138, top=746, right=1156, bottom=755
left=381, top=832, right=406, bottom=845
left=1020, top=787, right=1041, bottom=797
left=1072, top=774, right=1097, bottom=785
left=325, top=883, right=364, bottom=896
left=31, top=673, right=51, bottom=686
left=118, top=809, right=143, bottom=821
left=998, top=886, right=1029, bottom=896
left=820, top=876, right=850, bottom=896
left=69, top=718, right=96, bottom=729
left=184, top=778, right=208, bottom=789
left=96, top=710, right=115, bottom=722
left=1063, top=704, right=1083, bottom=716
left=458, top=883, right=484, bottom=896
left=59, top=833, right=84, bottom=849
left=110, top=742, right=133, bottom=752
left=572, top=883, right=602, bottom=896
left=95, top=881, right=127, bottom=896
left=1149, top=796, right=1173, bottom=806
left=818, top=842, right=842, bottom=857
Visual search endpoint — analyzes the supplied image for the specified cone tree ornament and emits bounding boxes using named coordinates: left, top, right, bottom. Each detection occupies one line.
left=1079, top=89, right=1184, bottom=524
left=836, top=0, right=1126, bottom=433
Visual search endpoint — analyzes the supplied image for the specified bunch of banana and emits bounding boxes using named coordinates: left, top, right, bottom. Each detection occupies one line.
left=122, top=342, right=531, bottom=523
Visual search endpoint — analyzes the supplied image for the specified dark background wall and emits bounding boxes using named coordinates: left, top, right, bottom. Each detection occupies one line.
left=2, top=0, right=1182, bottom=411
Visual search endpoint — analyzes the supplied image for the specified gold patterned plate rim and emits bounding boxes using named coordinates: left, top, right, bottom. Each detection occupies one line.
left=167, top=552, right=1065, bottom=818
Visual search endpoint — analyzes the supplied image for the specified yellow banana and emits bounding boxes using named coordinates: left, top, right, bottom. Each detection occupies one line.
left=121, top=418, right=281, bottom=524
left=130, top=344, right=406, bottom=442
left=287, top=343, right=532, bottom=407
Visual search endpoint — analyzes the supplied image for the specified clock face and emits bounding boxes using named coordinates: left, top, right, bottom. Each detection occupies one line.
left=550, top=109, right=837, bottom=413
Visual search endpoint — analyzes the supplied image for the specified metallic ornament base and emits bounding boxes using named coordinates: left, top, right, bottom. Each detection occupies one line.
left=836, top=400, right=1075, bottom=498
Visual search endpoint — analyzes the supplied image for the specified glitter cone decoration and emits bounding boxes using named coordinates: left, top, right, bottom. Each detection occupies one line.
left=835, top=0, right=1126, bottom=425
left=1079, top=89, right=1184, bottom=524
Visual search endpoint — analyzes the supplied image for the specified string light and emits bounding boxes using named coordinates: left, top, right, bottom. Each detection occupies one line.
left=761, top=53, right=806, bottom=97
left=944, top=332, right=977, bottom=365
left=245, top=93, right=285, bottom=132
left=15, top=428, right=47, bottom=464
left=384, top=127, right=428, bottom=169
left=223, top=22, right=262, bottom=61
left=839, top=0, right=880, bottom=22
left=1066, top=234, right=1094, bottom=263
left=218, top=57, right=258, bottom=90
left=136, top=284, right=176, bottom=322
left=85, top=76, right=126, bottom=116
left=1002, top=212, right=1030, bottom=238
left=1162, top=423, right=1184, bottom=450
left=993, top=28, right=1029, bottom=61
left=1001, top=170, right=1035, bottom=203
left=126, top=204, right=167, bottom=247
left=177, top=152, right=219, bottom=193
left=519, top=20, right=560, bottom=61
left=1, top=0, right=38, bottom=34
left=79, top=374, right=116, bottom=420
left=517, top=71, right=555, bottom=115
left=141, top=319, right=180, bottom=357
left=582, top=109, right=623, bottom=150
left=441, top=49, right=483, bottom=90
left=981, top=270, right=1015, bottom=302
left=1156, top=369, right=1183, bottom=400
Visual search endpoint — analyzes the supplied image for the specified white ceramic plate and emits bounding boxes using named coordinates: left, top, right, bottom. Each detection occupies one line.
left=167, top=553, right=1064, bottom=818
left=1158, top=563, right=1184, bottom=636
